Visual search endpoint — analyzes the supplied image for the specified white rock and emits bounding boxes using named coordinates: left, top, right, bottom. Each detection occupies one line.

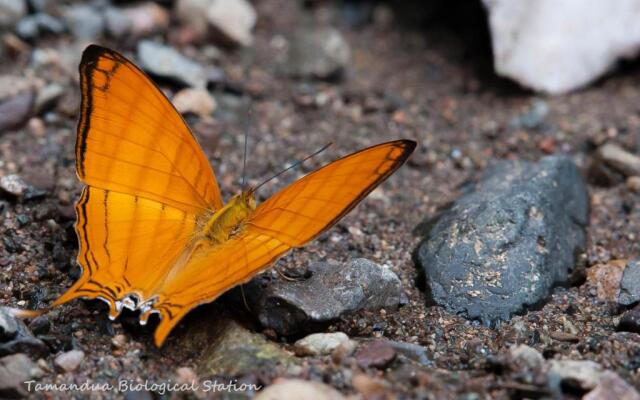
left=548, top=359, right=603, bottom=390
left=207, top=0, right=256, bottom=47
left=54, top=350, right=85, bottom=372
left=254, top=379, right=345, bottom=400
left=483, top=0, right=640, bottom=94
left=509, top=344, right=544, bottom=371
left=0, top=0, right=27, bottom=30
left=293, top=332, right=351, bottom=356
left=172, top=88, right=216, bottom=118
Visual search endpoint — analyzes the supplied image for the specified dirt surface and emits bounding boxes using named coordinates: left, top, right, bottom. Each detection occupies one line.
left=1, top=1, right=640, bottom=399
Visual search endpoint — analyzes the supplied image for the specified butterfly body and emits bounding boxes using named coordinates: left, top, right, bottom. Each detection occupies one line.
left=201, top=191, right=256, bottom=244
left=17, top=45, right=416, bottom=346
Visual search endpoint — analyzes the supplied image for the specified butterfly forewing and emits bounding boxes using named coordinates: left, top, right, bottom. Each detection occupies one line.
left=76, top=45, right=223, bottom=212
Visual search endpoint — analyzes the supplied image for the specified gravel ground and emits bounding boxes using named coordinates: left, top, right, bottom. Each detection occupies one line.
left=1, top=1, right=639, bottom=399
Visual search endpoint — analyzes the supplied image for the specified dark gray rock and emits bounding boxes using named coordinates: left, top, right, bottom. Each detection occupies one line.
left=0, top=309, right=48, bottom=359
left=241, top=259, right=402, bottom=335
left=618, top=260, right=640, bottom=306
left=414, top=156, right=589, bottom=323
left=136, top=41, right=206, bottom=88
left=287, top=28, right=351, bottom=80
left=0, top=353, right=43, bottom=398
left=617, top=304, right=640, bottom=334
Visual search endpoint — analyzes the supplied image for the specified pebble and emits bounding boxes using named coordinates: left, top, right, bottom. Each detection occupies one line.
left=254, top=379, right=345, bottom=400
left=27, top=316, right=50, bottom=335
left=293, top=332, right=351, bottom=356
left=34, top=83, right=65, bottom=115
left=586, top=260, right=627, bottom=302
left=0, top=174, right=44, bottom=200
left=175, top=366, right=197, bottom=385
left=510, top=99, right=549, bottom=130
left=241, top=258, right=402, bottom=335
left=0, top=309, right=17, bottom=342
left=287, top=28, right=351, bottom=79
left=62, top=4, right=104, bottom=40
left=355, top=340, right=396, bottom=369
left=0, top=0, right=27, bottom=30
left=172, top=88, right=216, bottom=118
left=618, top=304, right=640, bottom=334
left=207, top=0, right=256, bottom=47
left=0, top=90, right=34, bottom=131
left=0, top=353, right=43, bottom=398
left=597, top=143, right=640, bottom=177
left=105, top=3, right=169, bottom=40
left=618, top=260, right=640, bottom=306
left=385, top=340, right=431, bottom=366
left=509, top=344, right=544, bottom=371
left=547, top=359, right=603, bottom=391
left=583, top=371, right=640, bottom=400
left=111, top=334, right=127, bottom=349
left=197, top=320, right=293, bottom=377
left=351, top=374, right=387, bottom=399
left=15, top=13, right=65, bottom=40
left=136, top=40, right=207, bottom=88
left=175, top=0, right=212, bottom=39
left=54, top=349, right=85, bottom=372
left=415, top=156, right=589, bottom=323
left=627, top=176, right=640, bottom=193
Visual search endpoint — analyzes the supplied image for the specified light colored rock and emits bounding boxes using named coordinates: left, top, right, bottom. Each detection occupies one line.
left=294, top=332, right=351, bottom=356
left=0, top=354, right=43, bottom=398
left=0, top=0, right=27, bottom=30
left=62, top=5, right=104, bottom=40
left=509, top=344, right=544, bottom=370
left=548, top=359, right=603, bottom=390
left=287, top=28, right=350, bottom=79
left=598, top=143, right=640, bottom=177
left=136, top=41, right=206, bottom=88
left=105, top=3, right=169, bottom=40
left=254, top=379, right=345, bottom=400
left=0, top=307, right=18, bottom=341
left=54, top=350, right=85, bottom=372
left=172, top=88, right=216, bottom=118
left=627, top=176, right=640, bottom=193
left=176, top=0, right=213, bottom=39
left=483, top=0, right=640, bottom=94
left=583, top=371, right=640, bottom=400
left=207, top=0, right=256, bottom=47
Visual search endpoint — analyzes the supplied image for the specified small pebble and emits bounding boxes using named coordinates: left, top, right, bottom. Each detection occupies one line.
left=355, top=340, right=396, bottom=369
left=627, top=176, right=640, bottom=193
left=54, top=349, right=85, bottom=372
left=294, top=332, right=351, bottom=356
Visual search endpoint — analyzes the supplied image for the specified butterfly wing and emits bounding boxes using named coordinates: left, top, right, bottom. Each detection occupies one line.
left=150, top=140, right=415, bottom=345
left=76, top=45, right=223, bottom=212
left=44, top=46, right=222, bottom=320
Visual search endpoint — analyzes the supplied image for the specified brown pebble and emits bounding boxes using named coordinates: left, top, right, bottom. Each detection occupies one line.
left=355, top=340, right=396, bottom=369
left=627, top=176, right=640, bottom=193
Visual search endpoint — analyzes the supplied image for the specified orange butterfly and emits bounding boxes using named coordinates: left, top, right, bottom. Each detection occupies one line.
left=20, top=45, right=415, bottom=346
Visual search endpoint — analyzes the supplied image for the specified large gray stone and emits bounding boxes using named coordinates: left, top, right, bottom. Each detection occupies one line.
left=0, top=354, right=43, bottom=398
left=241, top=259, right=402, bottom=335
left=415, top=156, right=589, bottom=323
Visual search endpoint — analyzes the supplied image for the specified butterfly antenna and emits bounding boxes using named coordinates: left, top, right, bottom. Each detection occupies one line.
left=241, top=106, right=251, bottom=191
left=252, top=142, right=333, bottom=192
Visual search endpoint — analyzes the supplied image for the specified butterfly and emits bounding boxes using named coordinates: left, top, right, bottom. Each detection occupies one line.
left=20, top=45, right=416, bottom=346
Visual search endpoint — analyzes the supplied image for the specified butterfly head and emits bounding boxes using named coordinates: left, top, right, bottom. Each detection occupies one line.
left=236, top=189, right=257, bottom=211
